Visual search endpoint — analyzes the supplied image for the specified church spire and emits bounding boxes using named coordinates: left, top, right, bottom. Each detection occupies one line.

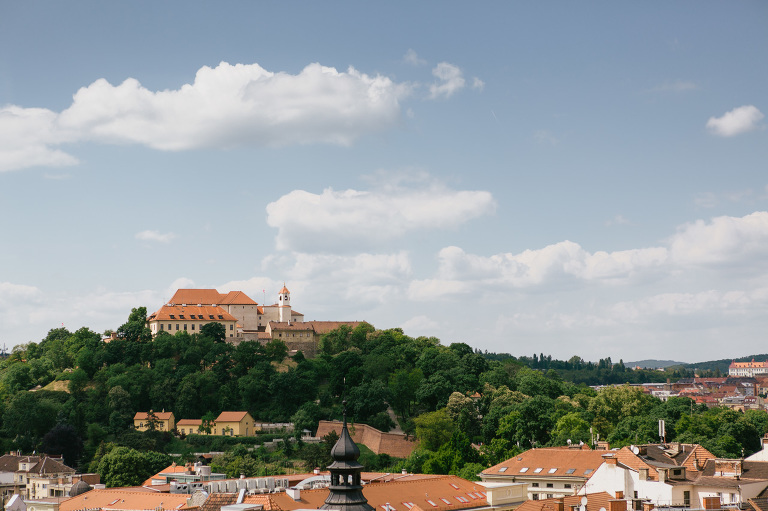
left=320, top=400, right=374, bottom=511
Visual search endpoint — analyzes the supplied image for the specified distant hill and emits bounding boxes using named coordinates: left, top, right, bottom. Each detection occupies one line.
left=626, top=359, right=687, bottom=369
left=685, top=354, right=768, bottom=374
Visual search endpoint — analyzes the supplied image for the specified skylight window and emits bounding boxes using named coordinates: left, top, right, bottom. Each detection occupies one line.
left=450, top=484, right=460, bottom=489
left=584, top=469, right=593, bottom=475
left=402, top=503, right=414, bottom=509
left=498, top=467, right=508, bottom=473
left=534, top=468, right=543, bottom=473
left=549, top=468, right=558, bottom=474
left=467, top=494, right=477, bottom=500
left=519, top=467, right=529, bottom=473
left=427, top=500, right=438, bottom=507
left=440, top=498, right=452, bottom=505
left=566, top=468, right=576, bottom=474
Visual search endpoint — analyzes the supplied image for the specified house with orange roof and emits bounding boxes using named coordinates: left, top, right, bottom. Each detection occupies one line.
left=480, top=447, right=606, bottom=500
left=213, top=411, right=256, bottom=437
left=134, top=411, right=176, bottom=432
left=147, top=304, right=239, bottom=339
left=177, top=419, right=203, bottom=436
left=59, top=487, right=192, bottom=511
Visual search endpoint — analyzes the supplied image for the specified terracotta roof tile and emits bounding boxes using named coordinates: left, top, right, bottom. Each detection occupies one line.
left=134, top=412, right=175, bottom=421
left=516, top=492, right=613, bottom=511
left=148, top=305, right=237, bottom=322
left=60, top=488, right=190, bottom=511
left=169, top=289, right=226, bottom=305
left=218, top=291, right=258, bottom=305
left=215, top=411, right=251, bottom=422
left=482, top=447, right=605, bottom=478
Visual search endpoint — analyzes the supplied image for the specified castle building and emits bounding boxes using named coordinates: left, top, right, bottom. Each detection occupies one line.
left=729, top=359, right=768, bottom=377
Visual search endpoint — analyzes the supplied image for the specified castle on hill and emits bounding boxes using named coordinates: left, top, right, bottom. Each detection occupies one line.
left=146, top=285, right=366, bottom=356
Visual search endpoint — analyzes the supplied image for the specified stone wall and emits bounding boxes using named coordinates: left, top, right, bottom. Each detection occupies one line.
left=315, top=420, right=417, bottom=459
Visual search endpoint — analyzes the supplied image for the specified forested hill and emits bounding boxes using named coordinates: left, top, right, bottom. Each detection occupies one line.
left=3, top=306, right=768, bottom=484
left=684, top=354, right=768, bottom=374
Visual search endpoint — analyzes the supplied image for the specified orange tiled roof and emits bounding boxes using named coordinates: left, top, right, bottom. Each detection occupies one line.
left=142, top=463, right=191, bottom=486
left=218, top=291, right=258, bottom=305
left=215, top=411, right=251, bottom=423
left=148, top=305, right=237, bottom=322
left=516, top=492, right=613, bottom=511
left=212, top=475, right=489, bottom=511
left=134, top=411, right=175, bottom=421
left=59, top=488, right=190, bottom=511
left=177, top=419, right=203, bottom=426
left=169, top=289, right=226, bottom=305
left=482, top=447, right=605, bottom=478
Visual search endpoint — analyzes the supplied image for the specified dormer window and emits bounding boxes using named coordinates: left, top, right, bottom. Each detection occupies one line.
left=218, top=315, right=223, bottom=319
left=170, top=315, right=175, bottom=319
left=179, top=315, right=185, bottom=319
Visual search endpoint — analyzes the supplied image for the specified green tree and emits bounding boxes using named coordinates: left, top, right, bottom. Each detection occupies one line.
left=96, top=446, right=171, bottom=487
left=414, top=408, right=454, bottom=451
left=200, top=322, right=226, bottom=343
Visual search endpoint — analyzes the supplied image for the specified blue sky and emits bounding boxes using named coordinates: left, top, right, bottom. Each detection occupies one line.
left=1, top=2, right=767, bottom=363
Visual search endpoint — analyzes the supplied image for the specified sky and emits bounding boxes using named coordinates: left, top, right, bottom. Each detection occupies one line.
left=1, top=2, right=767, bottom=364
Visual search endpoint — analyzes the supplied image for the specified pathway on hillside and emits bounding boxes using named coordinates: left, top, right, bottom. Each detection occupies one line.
left=387, top=406, right=404, bottom=434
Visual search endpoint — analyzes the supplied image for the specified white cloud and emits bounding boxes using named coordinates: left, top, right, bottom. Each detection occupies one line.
left=0, top=61, right=412, bottom=172
left=0, top=106, right=79, bottom=172
left=266, top=177, right=496, bottom=253
left=135, top=230, right=176, bottom=243
left=403, top=49, right=427, bottom=67
left=668, top=211, right=768, bottom=265
left=428, top=63, right=466, bottom=99
left=706, top=105, right=764, bottom=137
left=472, top=77, right=485, bottom=91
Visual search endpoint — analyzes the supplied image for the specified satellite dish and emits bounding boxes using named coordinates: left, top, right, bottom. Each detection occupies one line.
left=632, top=446, right=640, bottom=455
left=581, top=497, right=589, bottom=506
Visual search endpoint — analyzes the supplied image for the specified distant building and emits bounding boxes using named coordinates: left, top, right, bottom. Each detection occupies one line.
left=213, top=411, right=256, bottom=437
left=133, top=411, right=175, bottom=432
left=729, top=359, right=768, bottom=377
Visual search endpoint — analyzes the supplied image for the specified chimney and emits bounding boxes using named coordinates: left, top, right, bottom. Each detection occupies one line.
left=314, top=467, right=320, bottom=475
left=286, top=487, right=301, bottom=501
left=555, top=498, right=565, bottom=511
left=604, top=454, right=618, bottom=465
left=639, top=468, right=649, bottom=481
left=658, top=469, right=667, bottom=483
left=703, top=496, right=721, bottom=510
left=616, top=492, right=624, bottom=499
left=643, top=503, right=655, bottom=511
left=609, top=499, right=627, bottom=511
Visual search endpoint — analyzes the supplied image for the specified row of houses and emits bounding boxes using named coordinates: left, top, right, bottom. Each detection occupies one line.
left=133, top=411, right=292, bottom=437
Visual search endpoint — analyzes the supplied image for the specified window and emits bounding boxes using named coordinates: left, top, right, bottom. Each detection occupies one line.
left=520, top=467, right=529, bottom=473
left=546, top=483, right=553, bottom=488
left=683, top=491, right=691, bottom=507
left=198, top=315, right=203, bottom=319
left=549, top=468, right=558, bottom=474
left=184, top=324, right=187, bottom=330
left=547, top=494, right=554, bottom=499
left=532, top=495, right=539, bottom=501
left=531, top=483, right=539, bottom=488
left=498, top=467, right=508, bottom=473
left=584, top=469, right=593, bottom=475
left=170, top=315, right=176, bottom=319
left=176, top=324, right=179, bottom=330
left=180, top=315, right=185, bottom=319
left=230, top=324, right=233, bottom=330
left=160, top=324, right=164, bottom=330
left=209, top=315, right=214, bottom=319
left=564, top=484, right=572, bottom=489
left=426, top=501, right=437, bottom=507
left=534, top=468, right=543, bottom=473
left=440, top=498, right=451, bottom=505
left=168, top=324, right=172, bottom=330
left=191, top=324, right=195, bottom=330
left=566, top=468, right=576, bottom=474
left=218, top=315, right=224, bottom=319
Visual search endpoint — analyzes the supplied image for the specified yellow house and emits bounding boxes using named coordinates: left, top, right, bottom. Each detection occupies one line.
left=176, top=419, right=203, bottom=435
left=134, top=411, right=175, bottom=432
left=213, top=411, right=255, bottom=437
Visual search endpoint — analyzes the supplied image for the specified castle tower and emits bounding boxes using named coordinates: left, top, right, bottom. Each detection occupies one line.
left=320, top=401, right=374, bottom=511
left=278, top=283, right=291, bottom=322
